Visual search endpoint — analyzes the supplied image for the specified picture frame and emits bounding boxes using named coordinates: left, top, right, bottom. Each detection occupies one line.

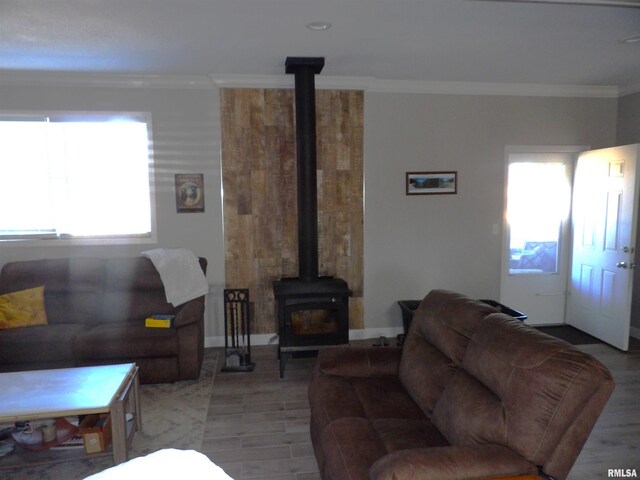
left=406, top=171, right=458, bottom=195
left=175, top=173, right=205, bottom=213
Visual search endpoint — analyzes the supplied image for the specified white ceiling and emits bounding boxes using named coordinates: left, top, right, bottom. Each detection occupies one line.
left=1, top=0, right=640, bottom=92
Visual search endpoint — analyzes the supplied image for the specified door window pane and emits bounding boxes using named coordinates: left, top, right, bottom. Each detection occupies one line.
left=507, top=162, right=570, bottom=274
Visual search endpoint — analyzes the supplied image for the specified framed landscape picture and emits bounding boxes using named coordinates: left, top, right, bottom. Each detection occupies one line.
left=406, top=171, right=457, bottom=195
left=175, top=173, right=205, bottom=212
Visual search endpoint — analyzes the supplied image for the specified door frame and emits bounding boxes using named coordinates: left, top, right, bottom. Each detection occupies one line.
left=500, top=145, right=588, bottom=325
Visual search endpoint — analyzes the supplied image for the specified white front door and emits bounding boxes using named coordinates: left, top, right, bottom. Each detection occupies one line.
left=566, top=144, right=640, bottom=351
left=500, top=147, right=579, bottom=325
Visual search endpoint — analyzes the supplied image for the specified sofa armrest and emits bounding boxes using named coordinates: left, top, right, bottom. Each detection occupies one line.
left=313, top=346, right=402, bottom=378
left=174, top=298, right=205, bottom=328
left=174, top=298, right=205, bottom=380
left=369, top=444, right=540, bottom=480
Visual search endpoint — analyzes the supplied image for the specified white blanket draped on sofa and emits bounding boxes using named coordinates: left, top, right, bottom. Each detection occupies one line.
left=141, top=248, right=209, bottom=307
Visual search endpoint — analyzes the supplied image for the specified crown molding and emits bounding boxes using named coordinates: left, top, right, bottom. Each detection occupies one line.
left=0, top=70, right=215, bottom=89
left=209, top=74, right=374, bottom=91
left=618, top=82, right=640, bottom=97
left=211, top=74, right=620, bottom=98
left=209, top=74, right=292, bottom=89
left=0, top=69, right=623, bottom=98
left=365, top=79, right=619, bottom=98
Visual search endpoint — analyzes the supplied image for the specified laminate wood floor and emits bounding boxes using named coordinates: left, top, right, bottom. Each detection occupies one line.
left=569, top=339, right=640, bottom=480
left=202, top=346, right=320, bottom=480
left=201, top=339, right=640, bottom=480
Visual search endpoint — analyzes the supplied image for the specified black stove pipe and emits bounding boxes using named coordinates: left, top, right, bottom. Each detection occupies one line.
left=285, top=57, right=325, bottom=282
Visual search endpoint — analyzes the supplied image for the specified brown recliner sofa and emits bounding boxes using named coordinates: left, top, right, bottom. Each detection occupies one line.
left=0, top=256, right=207, bottom=384
left=309, top=289, right=615, bottom=480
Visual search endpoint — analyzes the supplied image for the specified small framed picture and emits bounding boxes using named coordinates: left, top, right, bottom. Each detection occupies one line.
left=175, top=173, right=205, bottom=212
left=406, top=171, right=458, bottom=195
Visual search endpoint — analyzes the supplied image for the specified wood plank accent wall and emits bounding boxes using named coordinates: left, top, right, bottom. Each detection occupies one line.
left=220, top=88, right=364, bottom=334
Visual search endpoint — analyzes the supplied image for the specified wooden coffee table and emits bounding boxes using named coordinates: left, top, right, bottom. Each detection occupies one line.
left=0, top=363, right=141, bottom=468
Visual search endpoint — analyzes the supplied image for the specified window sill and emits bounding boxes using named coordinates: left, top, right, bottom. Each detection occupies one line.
left=0, top=235, right=157, bottom=247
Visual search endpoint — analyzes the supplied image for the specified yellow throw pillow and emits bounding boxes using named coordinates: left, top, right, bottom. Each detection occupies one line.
left=0, top=286, right=48, bottom=329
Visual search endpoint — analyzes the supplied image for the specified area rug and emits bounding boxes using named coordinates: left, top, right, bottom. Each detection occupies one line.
left=2, top=350, right=217, bottom=480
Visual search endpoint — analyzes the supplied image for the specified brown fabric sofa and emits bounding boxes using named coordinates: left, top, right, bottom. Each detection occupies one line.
left=0, top=256, right=207, bottom=384
left=309, top=289, right=615, bottom=480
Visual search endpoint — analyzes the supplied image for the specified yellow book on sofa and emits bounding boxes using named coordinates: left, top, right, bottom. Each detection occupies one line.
left=144, top=315, right=175, bottom=328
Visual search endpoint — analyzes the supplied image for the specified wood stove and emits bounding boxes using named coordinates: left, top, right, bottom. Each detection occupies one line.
left=274, top=277, right=350, bottom=378
left=273, top=57, right=351, bottom=378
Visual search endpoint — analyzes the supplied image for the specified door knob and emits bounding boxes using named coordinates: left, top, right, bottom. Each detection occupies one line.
left=616, top=262, right=628, bottom=269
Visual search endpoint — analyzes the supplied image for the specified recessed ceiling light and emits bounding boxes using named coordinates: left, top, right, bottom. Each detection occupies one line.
left=620, top=34, right=640, bottom=44
left=306, top=21, right=332, bottom=31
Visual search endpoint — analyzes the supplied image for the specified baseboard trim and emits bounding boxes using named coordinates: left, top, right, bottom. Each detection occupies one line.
left=205, top=325, right=638, bottom=348
left=204, top=327, right=404, bottom=349
left=348, top=327, right=404, bottom=340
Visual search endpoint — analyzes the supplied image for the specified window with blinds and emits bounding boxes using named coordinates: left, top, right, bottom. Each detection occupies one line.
left=0, top=112, right=155, bottom=243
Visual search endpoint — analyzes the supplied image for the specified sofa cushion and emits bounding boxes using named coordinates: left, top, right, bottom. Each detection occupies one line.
left=371, top=418, right=449, bottom=453
left=0, top=286, right=48, bottom=329
left=74, top=324, right=178, bottom=360
left=0, top=324, right=88, bottom=364
left=105, top=257, right=166, bottom=291
left=0, top=258, right=107, bottom=325
left=312, top=346, right=401, bottom=378
left=319, top=417, right=449, bottom=480
left=350, top=377, right=425, bottom=420
left=430, top=368, right=507, bottom=446
left=99, top=291, right=175, bottom=325
left=309, top=375, right=425, bottom=435
left=96, top=258, right=180, bottom=325
left=399, top=289, right=497, bottom=416
left=369, top=444, right=539, bottom=480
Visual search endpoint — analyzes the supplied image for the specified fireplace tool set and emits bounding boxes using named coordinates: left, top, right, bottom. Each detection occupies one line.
left=222, top=288, right=255, bottom=372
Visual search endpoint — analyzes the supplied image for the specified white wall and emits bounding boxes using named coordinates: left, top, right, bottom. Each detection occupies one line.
left=617, top=91, right=640, bottom=146
left=0, top=83, right=227, bottom=341
left=363, top=92, right=617, bottom=330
